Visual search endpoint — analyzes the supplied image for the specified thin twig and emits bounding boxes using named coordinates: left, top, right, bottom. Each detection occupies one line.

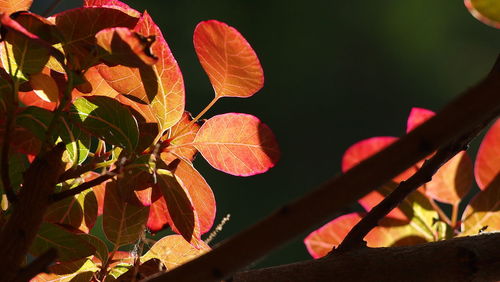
left=51, top=170, right=116, bottom=202
left=13, top=248, right=57, bottom=282
left=336, top=126, right=482, bottom=252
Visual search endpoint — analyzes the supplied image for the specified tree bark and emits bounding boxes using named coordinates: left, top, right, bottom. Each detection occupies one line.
left=0, top=143, right=66, bottom=282
left=233, top=233, right=500, bottom=282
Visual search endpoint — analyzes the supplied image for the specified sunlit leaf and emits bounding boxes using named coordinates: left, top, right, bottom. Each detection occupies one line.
left=32, top=259, right=98, bottom=282
left=45, top=188, right=97, bottom=233
left=70, top=96, right=139, bottom=152
left=58, top=115, right=91, bottom=166
left=475, top=119, right=500, bottom=190
left=156, top=169, right=198, bottom=243
left=406, top=107, right=435, bottom=133
left=147, top=195, right=169, bottom=232
left=342, top=136, right=416, bottom=182
left=96, top=27, right=158, bottom=66
left=103, top=181, right=149, bottom=247
left=465, top=0, right=500, bottom=28
left=425, top=151, right=473, bottom=204
left=193, top=20, right=264, bottom=98
left=74, top=65, right=119, bottom=98
left=0, top=0, right=32, bottom=14
left=29, top=72, right=59, bottom=103
left=141, top=235, right=210, bottom=270
left=304, top=212, right=429, bottom=259
left=98, top=11, right=185, bottom=133
left=52, top=7, right=139, bottom=69
left=0, top=15, right=51, bottom=81
left=162, top=155, right=216, bottom=234
left=83, top=0, right=140, bottom=18
left=163, top=112, right=201, bottom=161
left=461, top=176, right=500, bottom=235
left=18, top=90, right=56, bottom=110
left=116, top=258, right=163, bottom=281
left=193, top=113, right=280, bottom=176
left=30, top=222, right=95, bottom=261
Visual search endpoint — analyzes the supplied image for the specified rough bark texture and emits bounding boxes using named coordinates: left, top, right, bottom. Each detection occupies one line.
left=147, top=60, right=500, bottom=282
left=233, top=233, right=500, bottom=282
left=0, top=144, right=65, bottom=282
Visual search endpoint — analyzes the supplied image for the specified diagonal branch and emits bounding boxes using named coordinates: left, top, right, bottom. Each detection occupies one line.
left=145, top=56, right=500, bottom=282
left=233, top=232, right=500, bottom=282
left=336, top=124, right=485, bottom=252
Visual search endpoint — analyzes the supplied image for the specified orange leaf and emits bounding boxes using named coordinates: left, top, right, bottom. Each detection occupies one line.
left=163, top=112, right=201, bottom=161
left=53, top=7, right=139, bottom=69
left=156, top=169, right=199, bottom=243
left=96, top=27, right=158, bottom=66
left=0, top=0, right=32, bottom=14
left=18, top=91, right=56, bottom=110
left=162, top=155, right=216, bottom=235
left=29, top=72, right=59, bottom=103
left=141, top=235, right=210, bottom=270
left=425, top=151, right=473, bottom=204
left=461, top=176, right=500, bottom=235
left=193, top=113, right=280, bottom=176
left=475, top=119, right=500, bottom=190
left=194, top=20, right=264, bottom=98
left=98, top=11, right=185, bottom=133
left=83, top=0, right=140, bottom=18
left=74, top=65, right=119, bottom=98
left=304, top=213, right=429, bottom=259
left=147, top=195, right=169, bottom=232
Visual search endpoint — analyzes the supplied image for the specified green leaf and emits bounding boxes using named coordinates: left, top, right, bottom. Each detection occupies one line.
left=102, top=180, right=149, bottom=247
left=71, top=96, right=139, bottom=152
left=30, top=222, right=95, bottom=261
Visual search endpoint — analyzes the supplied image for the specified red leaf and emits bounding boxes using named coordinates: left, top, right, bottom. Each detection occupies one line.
left=359, top=190, right=407, bottom=221
left=0, top=0, right=32, bottom=14
left=147, top=196, right=169, bottom=232
left=193, top=113, right=280, bottom=176
left=163, top=112, right=201, bottom=161
left=96, top=27, right=158, bottom=66
left=18, top=91, right=56, bottom=110
left=53, top=7, right=139, bottom=69
left=163, top=155, right=216, bottom=234
left=425, top=151, right=473, bottom=204
left=342, top=136, right=416, bottom=182
left=475, top=119, right=500, bottom=190
left=193, top=20, right=263, bottom=98
left=406, top=107, right=435, bottom=133
left=98, top=11, right=185, bottom=133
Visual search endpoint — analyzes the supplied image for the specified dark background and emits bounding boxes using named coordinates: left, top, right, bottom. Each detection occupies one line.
left=33, top=0, right=500, bottom=268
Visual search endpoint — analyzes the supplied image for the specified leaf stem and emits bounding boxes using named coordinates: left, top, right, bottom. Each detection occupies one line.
left=427, top=197, right=452, bottom=226
left=51, top=169, right=117, bottom=202
left=451, top=203, right=459, bottom=228
left=170, top=97, right=219, bottom=141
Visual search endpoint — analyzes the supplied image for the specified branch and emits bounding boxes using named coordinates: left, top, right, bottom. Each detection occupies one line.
left=0, top=143, right=66, bottom=282
left=145, top=56, right=500, bottom=282
left=336, top=126, right=482, bottom=252
left=51, top=170, right=116, bottom=202
left=13, top=248, right=57, bottom=282
left=233, top=232, right=500, bottom=282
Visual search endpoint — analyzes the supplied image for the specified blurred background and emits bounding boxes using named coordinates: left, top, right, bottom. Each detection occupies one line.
left=33, top=0, right=500, bottom=269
